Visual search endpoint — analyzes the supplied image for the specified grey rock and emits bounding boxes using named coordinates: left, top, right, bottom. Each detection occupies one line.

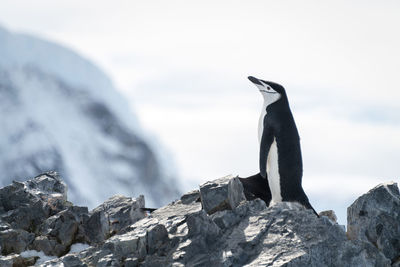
left=25, top=171, right=67, bottom=203
left=97, top=254, right=120, bottom=267
left=211, top=209, right=242, bottom=229
left=32, top=206, right=89, bottom=256
left=107, top=232, right=145, bottom=260
left=186, top=210, right=220, bottom=241
left=0, top=254, right=17, bottom=267
left=85, top=195, right=145, bottom=244
left=347, top=182, right=400, bottom=262
left=58, top=254, right=87, bottom=267
left=0, top=173, right=150, bottom=262
left=58, top=197, right=388, bottom=266
left=200, top=175, right=246, bottom=215
left=0, top=229, right=35, bottom=255
left=1, top=200, right=48, bottom=233
left=146, top=224, right=169, bottom=254
left=0, top=172, right=69, bottom=232
left=65, top=200, right=202, bottom=266
left=124, top=257, right=139, bottom=267
left=319, top=210, right=338, bottom=223
left=32, top=236, right=63, bottom=257
left=84, top=207, right=109, bottom=244
left=0, top=220, right=10, bottom=231
left=39, top=254, right=87, bottom=267
left=0, top=253, right=37, bottom=267
left=0, top=174, right=397, bottom=266
left=180, top=189, right=200, bottom=204
left=225, top=202, right=389, bottom=267
left=107, top=218, right=169, bottom=260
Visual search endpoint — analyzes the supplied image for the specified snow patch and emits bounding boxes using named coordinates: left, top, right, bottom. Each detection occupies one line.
left=69, top=243, right=90, bottom=254
left=20, top=250, right=57, bottom=265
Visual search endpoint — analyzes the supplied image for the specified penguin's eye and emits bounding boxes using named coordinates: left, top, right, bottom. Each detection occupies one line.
left=267, top=87, right=271, bottom=90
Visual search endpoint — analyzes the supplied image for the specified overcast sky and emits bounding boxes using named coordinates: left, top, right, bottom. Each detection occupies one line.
left=1, top=0, right=399, bottom=224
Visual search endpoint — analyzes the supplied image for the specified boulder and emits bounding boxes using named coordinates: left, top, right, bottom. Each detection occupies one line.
left=57, top=254, right=87, bottom=267
left=0, top=253, right=37, bottom=267
left=347, top=182, right=400, bottom=263
left=0, top=172, right=69, bottom=232
left=199, top=175, right=246, bottom=215
left=0, top=229, right=35, bottom=255
left=85, top=195, right=146, bottom=244
left=32, top=206, right=89, bottom=256
left=32, top=236, right=64, bottom=258
left=24, top=171, right=67, bottom=203
left=84, top=207, right=109, bottom=244
left=319, top=210, right=338, bottom=223
left=186, top=210, right=221, bottom=243
left=180, top=189, right=200, bottom=204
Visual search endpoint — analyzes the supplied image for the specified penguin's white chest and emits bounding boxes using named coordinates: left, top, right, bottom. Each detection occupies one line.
left=258, top=105, right=282, bottom=205
left=267, top=138, right=282, bottom=204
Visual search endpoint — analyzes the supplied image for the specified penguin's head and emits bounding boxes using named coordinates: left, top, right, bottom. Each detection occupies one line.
left=248, top=76, right=286, bottom=106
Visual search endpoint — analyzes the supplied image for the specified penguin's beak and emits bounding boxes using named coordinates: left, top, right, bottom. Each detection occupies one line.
left=248, top=76, right=263, bottom=86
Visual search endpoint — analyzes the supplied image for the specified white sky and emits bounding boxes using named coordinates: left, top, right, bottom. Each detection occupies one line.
left=1, top=0, right=399, bottom=224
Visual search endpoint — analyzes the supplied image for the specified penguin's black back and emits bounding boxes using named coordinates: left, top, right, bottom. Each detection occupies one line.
left=266, top=100, right=305, bottom=202
left=264, top=100, right=317, bottom=216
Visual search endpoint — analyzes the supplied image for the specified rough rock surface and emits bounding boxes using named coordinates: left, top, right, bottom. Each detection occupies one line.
left=347, top=182, right=400, bottom=264
left=85, top=194, right=146, bottom=243
left=318, top=210, right=338, bottom=223
left=0, top=253, right=37, bottom=267
left=0, top=173, right=398, bottom=266
left=200, top=175, right=246, bottom=215
left=0, top=172, right=145, bottom=264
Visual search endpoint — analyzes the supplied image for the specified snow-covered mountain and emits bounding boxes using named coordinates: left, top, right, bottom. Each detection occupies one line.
left=0, top=25, right=180, bottom=208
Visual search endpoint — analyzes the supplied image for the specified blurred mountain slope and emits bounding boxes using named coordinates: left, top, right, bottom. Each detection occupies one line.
left=0, top=25, right=180, bottom=207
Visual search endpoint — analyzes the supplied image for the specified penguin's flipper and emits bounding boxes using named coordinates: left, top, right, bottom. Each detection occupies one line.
left=238, top=173, right=272, bottom=206
left=259, top=124, right=274, bottom=178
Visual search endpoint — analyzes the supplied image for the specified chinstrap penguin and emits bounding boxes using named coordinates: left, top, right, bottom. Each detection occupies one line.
left=241, top=76, right=317, bottom=216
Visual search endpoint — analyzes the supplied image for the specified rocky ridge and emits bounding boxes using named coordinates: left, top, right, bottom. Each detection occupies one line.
left=0, top=172, right=399, bottom=266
